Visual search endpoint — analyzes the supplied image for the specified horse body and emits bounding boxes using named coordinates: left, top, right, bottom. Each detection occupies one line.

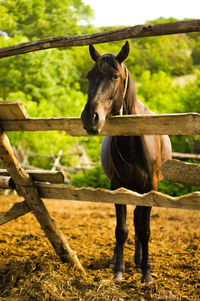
left=81, top=42, right=172, bottom=282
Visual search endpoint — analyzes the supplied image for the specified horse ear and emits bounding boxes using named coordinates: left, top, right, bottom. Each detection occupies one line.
left=116, top=41, right=130, bottom=64
left=89, top=44, right=101, bottom=61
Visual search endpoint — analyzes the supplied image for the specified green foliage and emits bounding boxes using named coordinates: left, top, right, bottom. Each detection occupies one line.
left=0, top=0, right=92, bottom=168
left=127, top=33, right=194, bottom=78
left=192, top=41, right=200, bottom=65
left=172, top=72, right=200, bottom=153
left=180, top=71, right=200, bottom=112
left=158, top=179, right=200, bottom=197
left=72, top=165, right=110, bottom=189
left=0, top=0, right=94, bottom=39
left=137, top=70, right=182, bottom=113
left=79, top=137, right=103, bottom=162
left=148, top=17, right=180, bottom=24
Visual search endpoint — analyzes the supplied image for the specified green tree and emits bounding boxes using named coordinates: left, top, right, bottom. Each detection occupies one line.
left=191, top=41, right=200, bottom=65
left=0, top=0, right=95, bottom=171
left=127, top=32, right=194, bottom=78
left=178, top=71, right=200, bottom=113
left=72, top=165, right=110, bottom=189
left=137, top=70, right=182, bottom=113
left=0, top=0, right=94, bottom=39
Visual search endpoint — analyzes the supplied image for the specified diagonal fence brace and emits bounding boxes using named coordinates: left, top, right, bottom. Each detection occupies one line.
left=0, top=130, right=86, bottom=275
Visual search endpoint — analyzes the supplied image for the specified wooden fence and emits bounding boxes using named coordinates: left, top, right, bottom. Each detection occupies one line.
left=0, top=19, right=200, bottom=274
left=1, top=101, right=200, bottom=207
left=13, top=141, right=94, bottom=172
left=2, top=141, right=198, bottom=182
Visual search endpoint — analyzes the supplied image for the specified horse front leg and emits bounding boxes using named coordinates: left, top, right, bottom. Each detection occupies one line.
left=134, top=233, right=142, bottom=273
left=134, top=206, right=154, bottom=283
left=111, top=204, right=128, bottom=281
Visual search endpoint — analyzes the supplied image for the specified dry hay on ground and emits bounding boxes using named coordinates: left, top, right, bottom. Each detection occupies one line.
left=0, top=194, right=200, bottom=300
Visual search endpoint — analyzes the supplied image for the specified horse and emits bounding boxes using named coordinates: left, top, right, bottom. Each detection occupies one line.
left=81, top=41, right=172, bottom=283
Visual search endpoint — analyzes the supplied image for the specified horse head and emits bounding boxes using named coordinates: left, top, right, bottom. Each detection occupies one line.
left=81, top=41, right=130, bottom=134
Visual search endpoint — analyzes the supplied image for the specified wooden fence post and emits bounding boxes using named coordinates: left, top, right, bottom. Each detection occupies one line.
left=0, top=130, right=86, bottom=275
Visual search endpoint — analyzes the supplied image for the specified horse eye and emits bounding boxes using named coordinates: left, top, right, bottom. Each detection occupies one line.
left=112, top=74, right=120, bottom=79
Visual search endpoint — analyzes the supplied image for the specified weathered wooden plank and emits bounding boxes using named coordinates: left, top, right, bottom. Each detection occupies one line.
left=27, top=170, right=65, bottom=183
left=0, top=176, right=11, bottom=189
left=0, top=101, right=29, bottom=120
left=1, top=113, right=200, bottom=135
left=160, top=159, right=200, bottom=186
left=0, top=19, right=200, bottom=59
left=0, top=117, right=71, bottom=131
left=0, top=201, right=30, bottom=226
left=172, top=152, right=200, bottom=160
left=0, top=130, right=86, bottom=275
left=0, top=176, right=15, bottom=189
left=0, top=169, right=64, bottom=183
left=67, top=113, right=200, bottom=136
left=30, top=183, right=200, bottom=211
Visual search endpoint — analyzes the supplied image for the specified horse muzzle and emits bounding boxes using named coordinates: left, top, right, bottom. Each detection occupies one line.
left=81, top=109, right=105, bottom=135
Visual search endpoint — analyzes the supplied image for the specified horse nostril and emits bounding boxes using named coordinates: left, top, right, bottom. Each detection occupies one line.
left=93, top=112, right=99, bottom=125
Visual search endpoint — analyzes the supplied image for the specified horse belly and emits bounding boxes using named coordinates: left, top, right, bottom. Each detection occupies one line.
left=101, top=136, right=112, bottom=179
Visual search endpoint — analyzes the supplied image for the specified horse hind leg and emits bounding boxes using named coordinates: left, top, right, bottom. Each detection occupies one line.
left=112, top=204, right=128, bottom=282
left=134, top=206, right=154, bottom=283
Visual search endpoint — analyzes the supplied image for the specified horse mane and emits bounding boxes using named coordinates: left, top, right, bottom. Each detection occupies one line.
left=123, top=69, right=137, bottom=115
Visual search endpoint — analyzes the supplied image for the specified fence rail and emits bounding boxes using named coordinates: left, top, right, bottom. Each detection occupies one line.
left=0, top=19, right=200, bottom=59
left=1, top=185, right=200, bottom=227
left=172, top=152, right=200, bottom=160
left=1, top=113, right=200, bottom=135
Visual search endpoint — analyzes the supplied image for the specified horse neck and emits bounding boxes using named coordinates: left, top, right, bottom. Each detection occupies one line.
left=123, top=71, right=137, bottom=115
left=114, top=73, right=139, bottom=145
left=116, top=71, right=148, bottom=146
left=123, top=71, right=150, bottom=115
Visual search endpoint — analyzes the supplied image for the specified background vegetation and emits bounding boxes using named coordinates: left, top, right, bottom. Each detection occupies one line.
left=0, top=1, right=200, bottom=195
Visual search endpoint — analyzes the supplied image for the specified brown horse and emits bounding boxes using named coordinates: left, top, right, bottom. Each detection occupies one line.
left=81, top=42, right=172, bottom=283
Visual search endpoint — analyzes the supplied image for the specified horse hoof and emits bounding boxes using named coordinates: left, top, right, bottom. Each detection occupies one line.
left=113, top=272, right=123, bottom=282
left=141, top=273, right=154, bottom=284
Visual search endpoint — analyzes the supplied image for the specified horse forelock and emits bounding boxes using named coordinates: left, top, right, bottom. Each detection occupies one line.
left=97, top=54, right=119, bottom=74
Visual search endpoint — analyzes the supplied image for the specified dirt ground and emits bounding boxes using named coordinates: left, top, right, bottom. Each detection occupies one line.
left=0, top=194, right=200, bottom=300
